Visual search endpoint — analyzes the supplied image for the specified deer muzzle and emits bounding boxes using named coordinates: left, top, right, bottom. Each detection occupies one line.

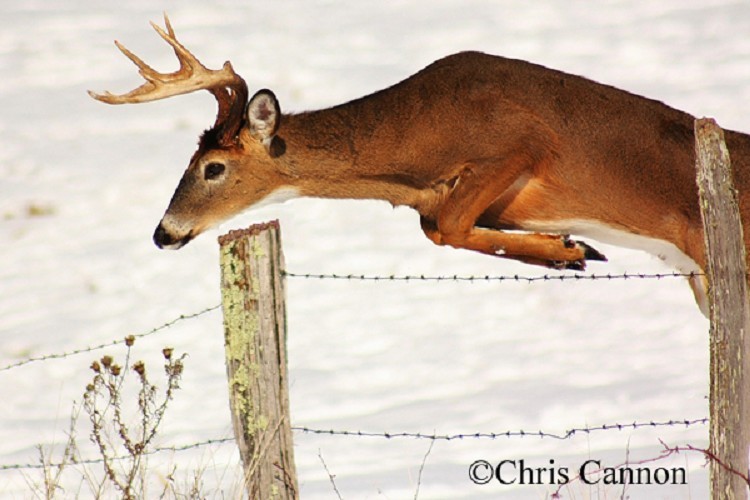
left=153, top=221, right=193, bottom=250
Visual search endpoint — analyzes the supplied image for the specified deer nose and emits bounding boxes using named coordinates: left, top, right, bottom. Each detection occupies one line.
left=153, top=222, right=194, bottom=250
left=153, top=223, right=173, bottom=249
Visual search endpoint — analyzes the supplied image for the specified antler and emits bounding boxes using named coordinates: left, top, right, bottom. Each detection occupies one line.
left=89, top=14, right=248, bottom=145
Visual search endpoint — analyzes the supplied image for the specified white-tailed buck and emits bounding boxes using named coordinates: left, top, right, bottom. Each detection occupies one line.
left=90, top=15, right=750, bottom=317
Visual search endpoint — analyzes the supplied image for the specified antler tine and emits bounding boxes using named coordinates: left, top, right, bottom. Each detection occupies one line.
left=148, top=17, right=207, bottom=81
left=162, top=12, right=176, bottom=39
left=114, top=40, right=156, bottom=75
left=86, top=40, right=160, bottom=103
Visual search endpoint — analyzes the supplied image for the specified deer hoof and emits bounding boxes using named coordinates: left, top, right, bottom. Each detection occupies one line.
left=562, top=236, right=606, bottom=262
left=549, top=259, right=585, bottom=271
left=578, top=241, right=607, bottom=261
left=565, top=260, right=586, bottom=271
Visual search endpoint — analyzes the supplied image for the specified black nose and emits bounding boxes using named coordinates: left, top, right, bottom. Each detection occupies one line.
left=153, top=223, right=193, bottom=249
left=153, top=223, right=173, bottom=249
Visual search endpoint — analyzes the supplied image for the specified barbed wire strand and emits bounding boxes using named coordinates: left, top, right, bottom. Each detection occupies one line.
left=291, top=418, right=708, bottom=441
left=282, top=271, right=704, bottom=282
left=0, top=418, right=707, bottom=472
left=0, top=436, right=234, bottom=471
left=0, top=305, right=221, bottom=374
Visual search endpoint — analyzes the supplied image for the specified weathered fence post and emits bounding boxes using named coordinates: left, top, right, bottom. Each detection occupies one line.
left=218, top=220, right=298, bottom=499
left=695, top=118, right=750, bottom=499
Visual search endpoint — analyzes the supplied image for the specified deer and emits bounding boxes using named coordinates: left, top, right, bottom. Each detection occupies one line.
left=90, top=15, right=750, bottom=318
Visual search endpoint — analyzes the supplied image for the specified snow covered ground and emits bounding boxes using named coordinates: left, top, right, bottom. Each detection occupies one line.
left=2, top=0, right=749, bottom=498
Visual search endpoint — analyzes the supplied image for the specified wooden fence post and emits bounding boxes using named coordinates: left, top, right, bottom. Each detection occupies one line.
left=695, top=118, right=750, bottom=499
left=218, top=220, right=298, bottom=499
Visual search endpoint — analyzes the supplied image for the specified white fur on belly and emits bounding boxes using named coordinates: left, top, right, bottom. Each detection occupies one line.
left=520, top=219, right=700, bottom=273
left=520, top=218, right=708, bottom=315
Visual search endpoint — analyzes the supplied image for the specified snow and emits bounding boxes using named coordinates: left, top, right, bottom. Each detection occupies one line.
left=2, top=0, right=748, bottom=498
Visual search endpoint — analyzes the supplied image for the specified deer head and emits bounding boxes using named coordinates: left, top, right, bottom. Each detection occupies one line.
left=90, top=15, right=289, bottom=249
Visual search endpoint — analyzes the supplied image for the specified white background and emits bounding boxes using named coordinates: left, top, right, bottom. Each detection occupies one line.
left=2, top=1, right=748, bottom=498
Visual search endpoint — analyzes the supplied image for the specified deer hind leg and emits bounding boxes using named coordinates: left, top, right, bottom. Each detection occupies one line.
left=421, top=156, right=606, bottom=270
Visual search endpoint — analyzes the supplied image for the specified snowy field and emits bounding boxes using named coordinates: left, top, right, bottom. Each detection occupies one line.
left=2, top=0, right=749, bottom=498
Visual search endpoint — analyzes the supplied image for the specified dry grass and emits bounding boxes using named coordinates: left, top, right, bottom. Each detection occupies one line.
left=23, top=339, right=229, bottom=499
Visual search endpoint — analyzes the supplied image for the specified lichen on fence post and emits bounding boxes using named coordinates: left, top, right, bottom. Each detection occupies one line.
left=695, top=118, right=750, bottom=500
left=218, top=220, right=298, bottom=499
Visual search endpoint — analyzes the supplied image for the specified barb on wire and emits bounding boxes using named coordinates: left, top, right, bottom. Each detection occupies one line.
left=283, top=271, right=704, bottom=283
left=0, top=418, right=707, bottom=472
left=291, top=418, right=708, bottom=441
left=0, top=305, right=221, bottom=374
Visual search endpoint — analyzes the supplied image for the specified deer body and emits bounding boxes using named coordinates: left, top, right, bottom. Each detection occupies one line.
left=91, top=17, right=750, bottom=316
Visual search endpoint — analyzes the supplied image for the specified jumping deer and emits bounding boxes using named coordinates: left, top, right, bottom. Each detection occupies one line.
left=90, top=15, right=750, bottom=317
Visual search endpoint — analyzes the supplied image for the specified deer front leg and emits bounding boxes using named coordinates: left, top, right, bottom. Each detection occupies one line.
left=421, top=157, right=606, bottom=270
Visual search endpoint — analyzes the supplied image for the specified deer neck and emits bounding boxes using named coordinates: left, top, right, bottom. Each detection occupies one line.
left=276, top=110, right=432, bottom=210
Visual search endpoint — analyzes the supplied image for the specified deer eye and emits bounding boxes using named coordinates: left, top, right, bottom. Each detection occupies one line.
left=204, top=162, right=226, bottom=180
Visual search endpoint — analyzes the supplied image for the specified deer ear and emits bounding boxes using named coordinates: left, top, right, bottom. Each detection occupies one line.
left=246, top=89, right=280, bottom=142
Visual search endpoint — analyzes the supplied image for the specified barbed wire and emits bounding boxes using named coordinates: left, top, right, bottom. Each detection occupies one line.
left=292, top=418, right=708, bottom=441
left=0, top=305, right=221, bottom=374
left=0, top=418, right=707, bottom=472
left=282, top=271, right=704, bottom=282
left=0, top=436, right=235, bottom=471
